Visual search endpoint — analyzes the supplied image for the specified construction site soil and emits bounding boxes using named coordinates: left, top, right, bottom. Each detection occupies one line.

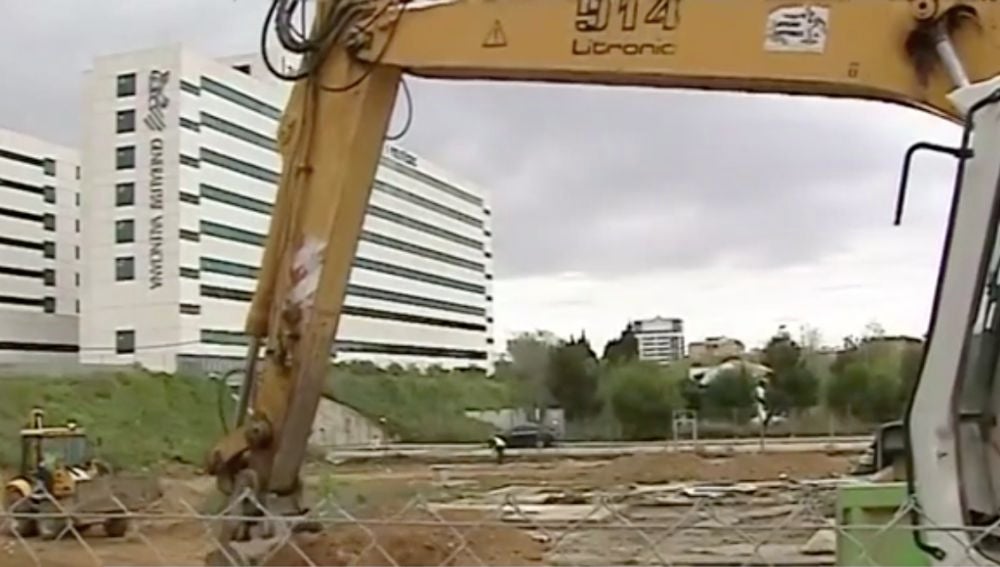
left=0, top=449, right=856, bottom=566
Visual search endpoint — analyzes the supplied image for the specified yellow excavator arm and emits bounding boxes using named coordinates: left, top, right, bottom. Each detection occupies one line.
left=361, top=0, right=992, bottom=117
left=207, top=0, right=1000, bottom=556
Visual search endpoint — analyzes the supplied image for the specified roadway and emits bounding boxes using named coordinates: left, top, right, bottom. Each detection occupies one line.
left=323, top=435, right=872, bottom=463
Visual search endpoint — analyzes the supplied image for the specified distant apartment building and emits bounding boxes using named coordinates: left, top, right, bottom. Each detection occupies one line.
left=0, top=128, right=80, bottom=362
left=688, top=336, right=745, bottom=363
left=631, top=316, right=685, bottom=363
left=78, top=44, right=494, bottom=374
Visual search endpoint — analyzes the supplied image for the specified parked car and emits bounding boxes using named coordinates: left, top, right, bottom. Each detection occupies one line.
left=498, top=423, right=557, bottom=448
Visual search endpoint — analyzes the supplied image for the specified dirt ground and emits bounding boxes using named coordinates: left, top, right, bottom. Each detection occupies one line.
left=0, top=450, right=856, bottom=566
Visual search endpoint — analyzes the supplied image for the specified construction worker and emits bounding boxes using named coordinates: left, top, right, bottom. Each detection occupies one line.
left=489, top=434, right=507, bottom=464
left=35, top=451, right=59, bottom=494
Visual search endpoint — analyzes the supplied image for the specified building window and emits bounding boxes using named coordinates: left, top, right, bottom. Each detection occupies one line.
left=373, top=180, right=483, bottom=229
left=366, top=204, right=482, bottom=250
left=75, top=219, right=80, bottom=233
left=180, top=267, right=200, bottom=279
left=43, top=241, right=55, bottom=259
left=201, top=257, right=259, bottom=279
left=116, top=109, right=136, bottom=134
left=200, top=183, right=270, bottom=214
left=115, top=182, right=135, bottom=206
left=43, top=269, right=55, bottom=287
left=43, top=297, right=55, bottom=314
left=200, top=284, right=253, bottom=302
left=350, top=256, right=485, bottom=294
left=179, top=154, right=201, bottom=168
left=179, top=303, right=201, bottom=315
left=43, top=213, right=55, bottom=231
left=378, top=158, right=483, bottom=207
left=201, top=221, right=264, bottom=246
left=201, top=329, right=250, bottom=346
left=115, top=256, right=135, bottom=281
left=115, top=329, right=135, bottom=354
left=361, top=230, right=484, bottom=272
left=179, top=191, right=200, bottom=205
left=75, top=166, right=81, bottom=180
left=116, top=73, right=136, bottom=97
left=42, top=158, right=56, bottom=177
left=115, top=146, right=136, bottom=170
left=43, top=185, right=55, bottom=204
left=179, top=117, right=201, bottom=132
left=75, top=300, right=80, bottom=314
left=75, top=272, right=79, bottom=287
left=115, top=219, right=135, bottom=243
left=180, top=229, right=200, bottom=242
left=200, top=113, right=277, bottom=151
left=200, top=76, right=281, bottom=120
left=199, top=148, right=276, bottom=183
left=75, top=246, right=80, bottom=260
left=344, top=284, right=486, bottom=317
left=75, top=193, right=80, bottom=206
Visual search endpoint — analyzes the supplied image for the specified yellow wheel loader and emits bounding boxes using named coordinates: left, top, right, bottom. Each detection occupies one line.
left=3, top=409, right=130, bottom=539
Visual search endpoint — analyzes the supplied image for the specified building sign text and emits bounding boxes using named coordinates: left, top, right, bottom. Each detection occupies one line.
left=145, top=69, right=170, bottom=290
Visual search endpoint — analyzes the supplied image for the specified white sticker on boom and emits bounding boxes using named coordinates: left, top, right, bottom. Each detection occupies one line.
left=765, top=5, right=829, bottom=53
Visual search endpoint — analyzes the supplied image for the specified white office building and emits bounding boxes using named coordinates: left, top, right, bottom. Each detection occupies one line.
left=631, top=316, right=685, bottom=364
left=0, top=128, right=80, bottom=362
left=79, top=44, right=494, bottom=374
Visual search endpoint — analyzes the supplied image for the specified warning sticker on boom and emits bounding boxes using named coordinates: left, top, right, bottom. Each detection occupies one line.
left=482, top=20, right=508, bottom=48
left=764, top=4, right=829, bottom=53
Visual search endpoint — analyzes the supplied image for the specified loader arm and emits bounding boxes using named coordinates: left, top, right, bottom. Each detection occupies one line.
left=208, top=0, right=1000, bottom=561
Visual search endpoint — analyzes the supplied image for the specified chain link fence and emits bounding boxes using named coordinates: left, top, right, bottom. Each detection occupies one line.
left=3, top=478, right=999, bottom=566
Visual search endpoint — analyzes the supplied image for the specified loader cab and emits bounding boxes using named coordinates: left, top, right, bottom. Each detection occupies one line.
left=18, top=410, right=92, bottom=477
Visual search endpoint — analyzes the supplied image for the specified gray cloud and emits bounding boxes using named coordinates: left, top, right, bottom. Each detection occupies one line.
left=399, top=82, right=962, bottom=277
left=0, top=2, right=964, bottom=280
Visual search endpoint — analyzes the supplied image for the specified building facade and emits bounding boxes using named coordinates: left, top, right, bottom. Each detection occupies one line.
left=631, top=316, right=685, bottom=364
left=79, top=45, right=494, bottom=373
left=0, top=128, right=80, bottom=362
left=688, top=336, right=745, bottom=364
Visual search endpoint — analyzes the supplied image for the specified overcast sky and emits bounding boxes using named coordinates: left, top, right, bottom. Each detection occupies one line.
left=0, top=1, right=965, bottom=352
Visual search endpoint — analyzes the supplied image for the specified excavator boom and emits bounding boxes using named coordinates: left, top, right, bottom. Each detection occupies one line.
left=206, top=1, right=1000, bottom=564
left=369, top=0, right=987, bottom=118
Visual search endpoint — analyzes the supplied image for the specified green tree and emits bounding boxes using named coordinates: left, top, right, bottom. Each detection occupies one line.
left=603, top=324, right=639, bottom=363
left=761, top=331, right=819, bottom=414
left=825, top=336, right=924, bottom=422
left=607, top=361, right=681, bottom=440
left=825, top=362, right=872, bottom=418
left=506, top=331, right=558, bottom=417
left=573, top=331, right=598, bottom=361
left=547, top=337, right=602, bottom=420
left=680, top=378, right=703, bottom=412
left=701, top=368, right=755, bottom=421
